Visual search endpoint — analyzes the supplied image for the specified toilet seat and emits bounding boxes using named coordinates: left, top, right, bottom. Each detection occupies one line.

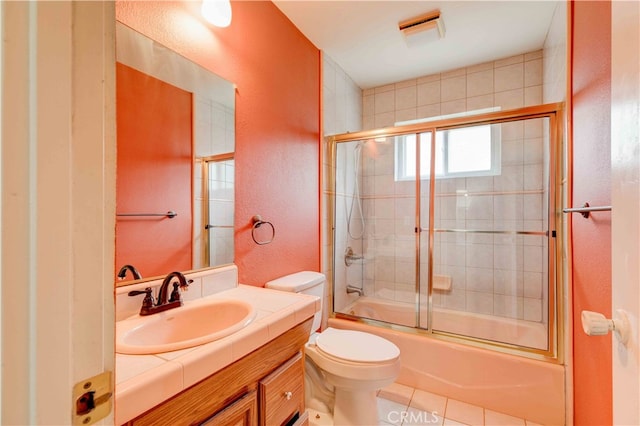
left=314, top=327, right=400, bottom=363
left=305, top=328, right=401, bottom=425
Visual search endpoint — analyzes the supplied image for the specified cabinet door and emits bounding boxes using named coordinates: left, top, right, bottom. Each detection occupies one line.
left=201, top=390, right=258, bottom=426
left=259, top=352, right=304, bottom=426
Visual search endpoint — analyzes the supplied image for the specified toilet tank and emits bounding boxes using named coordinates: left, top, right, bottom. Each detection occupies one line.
left=265, top=271, right=325, bottom=331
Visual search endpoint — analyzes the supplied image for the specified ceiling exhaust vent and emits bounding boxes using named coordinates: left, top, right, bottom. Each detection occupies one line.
left=399, top=10, right=445, bottom=42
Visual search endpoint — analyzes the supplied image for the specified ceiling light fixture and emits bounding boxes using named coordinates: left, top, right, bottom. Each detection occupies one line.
left=399, top=9, right=445, bottom=43
left=201, top=0, right=232, bottom=28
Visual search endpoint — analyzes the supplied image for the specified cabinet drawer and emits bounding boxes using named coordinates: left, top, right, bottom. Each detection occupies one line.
left=259, top=352, right=304, bottom=426
left=200, top=390, right=257, bottom=426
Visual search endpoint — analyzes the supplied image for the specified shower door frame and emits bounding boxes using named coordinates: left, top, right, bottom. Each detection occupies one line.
left=328, top=103, right=565, bottom=362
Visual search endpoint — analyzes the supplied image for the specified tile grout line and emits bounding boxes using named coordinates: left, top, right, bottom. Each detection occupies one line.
left=379, top=383, right=538, bottom=426
left=443, top=396, right=449, bottom=425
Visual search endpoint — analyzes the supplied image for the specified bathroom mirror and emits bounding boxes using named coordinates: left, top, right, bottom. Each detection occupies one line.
left=115, top=22, right=235, bottom=286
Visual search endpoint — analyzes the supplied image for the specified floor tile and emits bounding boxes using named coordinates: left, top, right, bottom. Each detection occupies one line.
left=443, top=419, right=471, bottom=426
left=380, top=382, right=415, bottom=406
left=307, top=409, right=332, bottom=425
left=378, top=383, right=533, bottom=426
left=402, top=406, right=444, bottom=425
left=378, top=396, right=409, bottom=425
left=445, top=399, right=484, bottom=425
left=410, top=389, right=447, bottom=418
left=484, top=409, right=525, bottom=426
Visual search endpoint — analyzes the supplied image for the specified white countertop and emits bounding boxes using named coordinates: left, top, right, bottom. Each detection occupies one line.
left=115, top=285, right=319, bottom=425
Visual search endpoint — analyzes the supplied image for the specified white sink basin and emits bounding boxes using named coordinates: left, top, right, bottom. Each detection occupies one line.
left=116, top=298, right=256, bottom=354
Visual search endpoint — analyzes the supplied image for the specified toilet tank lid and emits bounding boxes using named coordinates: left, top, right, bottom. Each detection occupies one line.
left=265, top=271, right=325, bottom=292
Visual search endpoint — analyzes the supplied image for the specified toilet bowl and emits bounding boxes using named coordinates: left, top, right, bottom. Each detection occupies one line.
left=265, top=272, right=401, bottom=425
left=305, top=327, right=400, bottom=426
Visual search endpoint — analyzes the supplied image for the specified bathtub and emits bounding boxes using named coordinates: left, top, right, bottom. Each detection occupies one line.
left=330, top=297, right=565, bottom=425
left=343, top=296, right=548, bottom=349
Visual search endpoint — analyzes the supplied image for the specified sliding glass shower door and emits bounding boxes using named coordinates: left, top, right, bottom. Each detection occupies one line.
left=331, top=105, right=560, bottom=358
left=333, top=134, right=429, bottom=329
left=428, top=117, right=552, bottom=351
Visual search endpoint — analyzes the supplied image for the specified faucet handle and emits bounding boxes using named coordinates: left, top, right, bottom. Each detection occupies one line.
left=128, top=287, right=154, bottom=310
left=169, top=279, right=193, bottom=303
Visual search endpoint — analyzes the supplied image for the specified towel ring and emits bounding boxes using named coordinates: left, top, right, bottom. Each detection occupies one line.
left=251, top=215, right=275, bottom=245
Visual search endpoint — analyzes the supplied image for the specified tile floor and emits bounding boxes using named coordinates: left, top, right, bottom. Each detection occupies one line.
left=376, top=383, right=544, bottom=426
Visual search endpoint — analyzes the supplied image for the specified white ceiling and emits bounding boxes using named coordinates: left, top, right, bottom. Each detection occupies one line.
left=273, top=1, right=559, bottom=89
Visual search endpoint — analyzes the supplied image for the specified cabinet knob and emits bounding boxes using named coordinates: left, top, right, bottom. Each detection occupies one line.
left=283, top=391, right=293, bottom=400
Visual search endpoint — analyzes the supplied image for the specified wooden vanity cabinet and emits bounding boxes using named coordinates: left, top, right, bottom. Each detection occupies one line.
left=259, top=352, right=304, bottom=426
left=123, top=318, right=312, bottom=426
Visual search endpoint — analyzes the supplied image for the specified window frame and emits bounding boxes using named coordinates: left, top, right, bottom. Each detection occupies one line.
left=394, top=124, right=502, bottom=181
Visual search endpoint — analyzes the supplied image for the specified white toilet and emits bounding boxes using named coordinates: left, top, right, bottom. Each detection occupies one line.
left=266, top=272, right=401, bottom=426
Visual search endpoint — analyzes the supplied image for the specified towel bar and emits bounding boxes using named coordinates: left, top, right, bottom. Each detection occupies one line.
left=562, top=203, right=611, bottom=218
left=117, top=211, right=177, bottom=219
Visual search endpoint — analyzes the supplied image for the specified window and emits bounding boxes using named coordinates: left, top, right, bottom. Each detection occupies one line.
left=395, top=124, right=501, bottom=181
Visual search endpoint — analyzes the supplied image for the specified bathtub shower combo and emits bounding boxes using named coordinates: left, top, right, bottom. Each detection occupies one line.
left=327, top=104, right=566, bottom=424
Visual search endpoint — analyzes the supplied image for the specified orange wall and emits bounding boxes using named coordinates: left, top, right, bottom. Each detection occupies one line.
left=116, top=1, right=321, bottom=285
left=116, top=63, right=193, bottom=278
left=571, top=1, right=612, bottom=424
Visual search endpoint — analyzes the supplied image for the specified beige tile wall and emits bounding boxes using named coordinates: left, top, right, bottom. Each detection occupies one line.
left=193, top=97, right=235, bottom=270
left=322, top=54, right=363, bottom=317
left=206, top=160, right=235, bottom=266
left=359, top=50, right=548, bottom=323
left=363, top=50, right=543, bottom=129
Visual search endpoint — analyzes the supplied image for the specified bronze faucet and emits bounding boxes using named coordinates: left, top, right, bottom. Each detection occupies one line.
left=128, top=271, right=192, bottom=316
left=117, top=264, right=142, bottom=280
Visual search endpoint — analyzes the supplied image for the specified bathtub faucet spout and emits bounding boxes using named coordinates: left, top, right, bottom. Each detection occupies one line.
left=346, top=285, right=364, bottom=296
